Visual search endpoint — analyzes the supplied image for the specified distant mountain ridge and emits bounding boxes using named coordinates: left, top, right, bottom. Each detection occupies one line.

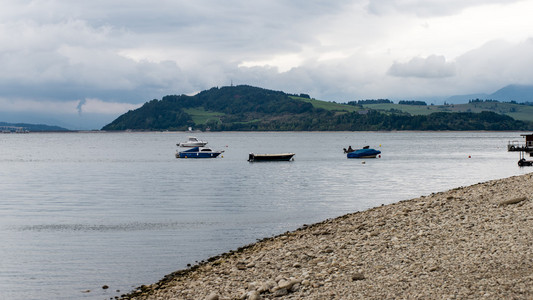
left=446, top=84, right=533, bottom=104
left=491, top=84, right=533, bottom=102
left=0, top=122, right=69, bottom=132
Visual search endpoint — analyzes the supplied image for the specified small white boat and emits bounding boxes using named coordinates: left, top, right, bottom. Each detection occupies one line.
left=177, top=136, right=208, bottom=147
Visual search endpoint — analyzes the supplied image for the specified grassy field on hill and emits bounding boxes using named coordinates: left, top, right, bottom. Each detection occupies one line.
left=361, top=102, right=533, bottom=122
left=291, top=96, right=359, bottom=113
left=183, top=107, right=225, bottom=125
left=294, top=99, right=533, bottom=122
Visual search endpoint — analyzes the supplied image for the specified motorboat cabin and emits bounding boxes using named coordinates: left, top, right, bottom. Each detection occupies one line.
left=177, top=136, right=208, bottom=147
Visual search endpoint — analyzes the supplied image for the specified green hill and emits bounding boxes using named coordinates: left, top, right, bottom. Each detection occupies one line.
left=102, top=85, right=533, bottom=131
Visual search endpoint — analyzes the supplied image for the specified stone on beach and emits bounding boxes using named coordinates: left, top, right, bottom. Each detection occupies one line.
left=499, top=196, right=528, bottom=206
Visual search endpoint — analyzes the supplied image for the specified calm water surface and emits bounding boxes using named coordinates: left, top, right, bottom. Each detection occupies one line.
left=0, top=131, right=529, bottom=299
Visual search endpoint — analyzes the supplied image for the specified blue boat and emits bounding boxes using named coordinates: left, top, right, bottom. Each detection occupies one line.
left=176, top=147, right=224, bottom=159
left=347, top=148, right=381, bottom=159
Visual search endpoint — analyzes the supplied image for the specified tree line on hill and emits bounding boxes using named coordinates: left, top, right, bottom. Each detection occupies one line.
left=468, top=98, right=533, bottom=106
left=346, top=99, right=428, bottom=106
left=346, top=99, right=393, bottom=106
left=102, top=85, right=533, bottom=131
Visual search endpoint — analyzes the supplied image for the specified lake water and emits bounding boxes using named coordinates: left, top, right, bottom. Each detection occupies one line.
left=0, top=131, right=530, bottom=300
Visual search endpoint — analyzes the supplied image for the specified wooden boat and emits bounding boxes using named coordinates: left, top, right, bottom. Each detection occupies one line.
left=176, top=147, right=223, bottom=158
left=248, top=153, right=295, bottom=162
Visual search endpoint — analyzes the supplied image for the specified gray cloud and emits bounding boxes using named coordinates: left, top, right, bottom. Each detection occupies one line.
left=0, top=1, right=353, bottom=103
left=366, top=0, right=524, bottom=17
left=388, top=55, right=456, bottom=78
left=454, top=39, right=533, bottom=92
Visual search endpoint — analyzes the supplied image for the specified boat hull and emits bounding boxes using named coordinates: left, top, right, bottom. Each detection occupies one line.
left=176, top=152, right=222, bottom=158
left=176, top=147, right=223, bottom=159
left=518, top=158, right=533, bottom=166
left=248, top=153, right=295, bottom=162
left=347, top=149, right=381, bottom=159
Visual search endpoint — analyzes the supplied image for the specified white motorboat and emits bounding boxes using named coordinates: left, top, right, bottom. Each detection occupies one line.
left=177, top=136, right=208, bottom=147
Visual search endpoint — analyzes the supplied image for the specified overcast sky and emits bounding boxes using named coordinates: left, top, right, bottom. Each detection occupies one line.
left=2, top=0, right=533, bottom=129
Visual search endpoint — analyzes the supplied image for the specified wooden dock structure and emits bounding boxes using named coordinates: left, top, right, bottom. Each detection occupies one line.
left=508, top=134, right=533, bottom=166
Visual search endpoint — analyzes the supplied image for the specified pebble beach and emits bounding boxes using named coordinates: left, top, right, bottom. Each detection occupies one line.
left=122, top=172, right=533, bottom=300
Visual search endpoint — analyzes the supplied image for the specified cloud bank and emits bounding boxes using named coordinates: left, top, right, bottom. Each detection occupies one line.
left=1, top=0, right=533, bottom=128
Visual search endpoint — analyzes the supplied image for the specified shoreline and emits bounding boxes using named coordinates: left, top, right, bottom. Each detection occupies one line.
left=122, top=173, right=533, bottom=299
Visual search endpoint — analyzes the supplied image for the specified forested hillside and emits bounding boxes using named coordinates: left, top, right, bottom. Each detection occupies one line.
left=102, top=85, right=533, bottom=131
left=0, top=122, right=69, bottom=132
left=103, top=85, right=324, bottom=130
